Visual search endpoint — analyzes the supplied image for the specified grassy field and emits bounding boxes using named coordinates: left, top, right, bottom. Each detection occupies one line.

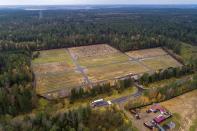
left=36, top=71, right=84, bottom=94
left=33, top=49, right=74, bottom=67
left=85, top=61, right=149, bottom=82
left=32, top=45, right=183, bottom=99
left=32, top=49, right=84, bottom=97
left=160, top=90, right=197, bottom=131
left=140, top=55, right=182, bottom=71
left=78, top=53, right=129, bottom=67
left=126, top=47, right=167, bottom=59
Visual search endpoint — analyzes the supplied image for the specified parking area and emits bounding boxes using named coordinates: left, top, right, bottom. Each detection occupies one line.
left=129, top=104, right=175, bottom=131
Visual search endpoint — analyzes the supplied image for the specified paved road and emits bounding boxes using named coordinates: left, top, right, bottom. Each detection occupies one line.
left=92, top=84, right=145, bottom=107
left=67, top=49, right=92, bottom=86
left=111, top=83, right=145, bottom=104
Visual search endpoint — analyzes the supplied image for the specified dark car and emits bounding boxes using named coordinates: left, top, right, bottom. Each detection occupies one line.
left=144, top=121, right=156, bottom=129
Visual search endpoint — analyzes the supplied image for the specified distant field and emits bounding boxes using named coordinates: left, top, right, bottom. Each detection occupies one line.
left=32, top=44, right=183, bottom=99
left=68, top=44, right=119, bottom=58
left=126, top=47, right=167, bottom=59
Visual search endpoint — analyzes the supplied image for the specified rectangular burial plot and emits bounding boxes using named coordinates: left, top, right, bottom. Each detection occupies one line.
left=85, top=61, right=149, bottom=83
left=32, top=49, right=75, bottom=74
left=126, top=47, right=168, bottom=60
left=32, top=48, right=83, bottom=98
left=32, top=49, right=74, bottom=67
left=36, top=70, right=84, bottom=95
left=69, top=44, right=131, bottom=68
left=78, top=53, right=130, bottom=67
left=33, top=62, right=72, bottom=74
left=68, top=44, right=119, bottom=59
left=140, top=55, right=182, bottom=71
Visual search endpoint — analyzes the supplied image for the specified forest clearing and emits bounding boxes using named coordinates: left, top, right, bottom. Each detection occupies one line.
left=32, top=44, right=183, bottom=99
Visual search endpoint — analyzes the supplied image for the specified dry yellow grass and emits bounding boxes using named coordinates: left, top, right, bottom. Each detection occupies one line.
left=85, top=61, right=149, bottom=82
left=68, top=44, right=119, bottom=58
left=32, top=45, right=183, bottom=98
left=36, top=71, right=84, bottom=94
left=140, top=55, right=182, bottom=70
left=78, top=53, right=129, bottom=67
left=126, top=47, right=167, bottom=59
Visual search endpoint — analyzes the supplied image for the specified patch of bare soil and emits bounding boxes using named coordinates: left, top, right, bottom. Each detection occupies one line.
left=68, top=44, right=119, bottom=58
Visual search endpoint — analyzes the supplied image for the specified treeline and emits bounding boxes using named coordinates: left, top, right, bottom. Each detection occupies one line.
left=139, top=65, right=195, bottom=85
left=125, top=73, right=197, bottom=109
left=0, top=51, right=37, bottom=116
left=70, top=77, right=133, bottom=101
left=0, top=9, right=196, bottom=52
left=1, top=106, right=135, bottom=131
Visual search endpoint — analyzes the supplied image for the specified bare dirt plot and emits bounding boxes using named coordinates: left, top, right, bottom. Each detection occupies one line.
left=85, top=61, right=149, bottom=83
left=126, top=47, right=167, bottom=59
left=36, top=71, right=84, bottom=95
left=78, top=53, right=129, bottom=67
left=140, top=55, right=182, bottom=71
left=68, top=44, right=119, bottom=58
left=160, top=90, right=197, bottom=131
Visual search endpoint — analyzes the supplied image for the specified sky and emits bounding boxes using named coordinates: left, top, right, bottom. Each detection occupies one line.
left=0, top=0, right=197, bottom=5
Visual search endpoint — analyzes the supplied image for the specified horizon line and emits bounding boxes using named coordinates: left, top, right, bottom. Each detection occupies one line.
left=0, top=4, right=197, bottom=6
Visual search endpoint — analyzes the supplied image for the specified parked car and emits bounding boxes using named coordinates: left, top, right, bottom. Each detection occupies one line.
left=91, top=99, right=112, bottom=108
left=144, top=121, right=156, bottom=129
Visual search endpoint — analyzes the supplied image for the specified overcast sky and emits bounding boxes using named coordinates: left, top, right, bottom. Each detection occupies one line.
left=0, top=0, right=197, bottom=5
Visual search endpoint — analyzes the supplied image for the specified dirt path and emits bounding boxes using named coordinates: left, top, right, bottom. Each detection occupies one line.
left=124, top=52, right=154, bottom=73
left=67, top=49, right=92, bottom=86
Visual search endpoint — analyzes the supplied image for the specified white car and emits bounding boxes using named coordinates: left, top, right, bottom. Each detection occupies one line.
left=91, top=99, right=112, bottom=108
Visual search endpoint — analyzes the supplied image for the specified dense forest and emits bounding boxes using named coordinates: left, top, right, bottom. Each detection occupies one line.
left=0, top=51, right=37, bottom=115
left=0, top=8, right=197, bottom=52
left=1, top=106, right=136, bottom=131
